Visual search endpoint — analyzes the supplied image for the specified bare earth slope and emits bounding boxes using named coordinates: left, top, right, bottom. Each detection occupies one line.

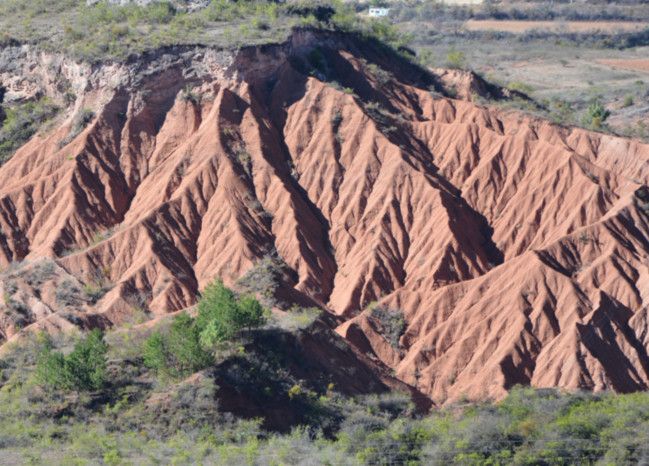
left=2, top=30, right=649, bottom=405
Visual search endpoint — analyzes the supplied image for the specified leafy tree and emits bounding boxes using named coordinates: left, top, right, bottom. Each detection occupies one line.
left=143, top=312, right=211, bottom=378
left=35, top=329, right=108, bottom=391
left=165, top=313, right=211, bottom=375
left=143, top=281, right=264, bottom=378
left=584, top=101, right=611, bottom=129
left=236, top=295, right=265, bottom=331
left=196, top=280, right=266, bottom=349
left=65, top=329, right=108, bottom=390
left=35, top=347, right=67, bottom=389
left=142, top=331, right=166, bottom=373
left=195, top=280, right=239, bottom=338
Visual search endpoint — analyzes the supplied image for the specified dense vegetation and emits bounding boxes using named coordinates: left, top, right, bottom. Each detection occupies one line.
left=36, top=329, right=108, bottom=391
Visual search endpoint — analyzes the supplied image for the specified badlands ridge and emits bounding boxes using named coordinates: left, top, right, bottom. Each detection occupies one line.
left=2, top=30, right=649, bottom=405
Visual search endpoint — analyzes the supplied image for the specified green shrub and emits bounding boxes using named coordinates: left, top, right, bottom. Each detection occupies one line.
left=143, top=281, right=265, bottom=378
left=368, top=19, right=400, bottom=44
left=35, top=329, right=108, bottom=391
left=196, top=280, right=266, bottom=348
left=142, top=331, right=166, bottom=372
left=35, top=347, right=68, bottom=388
left=583, top=101, right=611, bottom=129
left=143, top=312, right=211, bottom=378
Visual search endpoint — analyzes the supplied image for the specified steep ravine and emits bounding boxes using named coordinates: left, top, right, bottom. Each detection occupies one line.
left=2, top=30, right=649, bottom=405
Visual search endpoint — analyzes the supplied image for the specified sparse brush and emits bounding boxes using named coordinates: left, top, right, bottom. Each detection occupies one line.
left=181, top=85, right=200, bottom=104
left=0, top=98, right=60, bottom=165
left=55, top=278, right=83, bottom=307
left=59, top=108, right=95, bottom=149
left=369, top=305, right=405, bottom=350
left=366, top=62, right=392, bottom=85
left=236, top=254, right=292, bottom=308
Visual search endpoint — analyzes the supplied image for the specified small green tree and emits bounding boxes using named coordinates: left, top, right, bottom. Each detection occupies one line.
left=142, top=331, right=166, bottom=373
left=584, top=101, right=611, bottom=129
left=196, top=280, right=266, bottom=349
left=165, top=313, right=211, bottom=375
left=143, top=281, right=265, bottom=378
left=196, top=280, right=240, bottom=345
left=35, top=347, right=67, bottom=389
left=65, top=329, right=108, bottom=390
left=143, top=312, right=211, bottom=378
left=236, top=295, right=265, bottom=332
left=35, top=329, right=108, bottom=391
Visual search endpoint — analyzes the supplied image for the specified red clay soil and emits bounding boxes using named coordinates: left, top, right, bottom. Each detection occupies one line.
left=2, top=31, right=649, bottom=405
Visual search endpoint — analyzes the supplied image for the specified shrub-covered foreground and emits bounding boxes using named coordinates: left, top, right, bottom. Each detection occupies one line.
left=1, top=279, right=648, bottom=465
left=3, top=321, right=649, bottom=465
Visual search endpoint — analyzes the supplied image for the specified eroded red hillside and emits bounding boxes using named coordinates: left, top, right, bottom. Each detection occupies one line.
left=2, top=30, right=649, bottom=405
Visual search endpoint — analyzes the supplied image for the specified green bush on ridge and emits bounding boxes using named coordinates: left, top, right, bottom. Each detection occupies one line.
left=196, top=279, right=266, bottom=347
left=35, top=329, right=108, bottom=391
left=584, top=100, right=611, bottom=129
left=143, top=312, right=211, bottom=378
left=143, top=279, right=266, bottom=378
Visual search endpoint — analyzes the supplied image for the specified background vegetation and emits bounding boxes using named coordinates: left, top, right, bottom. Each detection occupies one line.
left=0, top=0, right=406, bottom=61
left=386, top=0, right=649, bottom=140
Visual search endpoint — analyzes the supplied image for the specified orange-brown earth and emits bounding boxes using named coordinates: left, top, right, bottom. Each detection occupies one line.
left=598, top=58, right=649, bottom=74
left=464, top=19, right=649, bottom=33
left=2, top=30, right=649, bottom=405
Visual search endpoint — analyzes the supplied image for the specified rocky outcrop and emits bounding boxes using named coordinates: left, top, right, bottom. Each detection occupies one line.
left=2, top=30, right=649, bottom=404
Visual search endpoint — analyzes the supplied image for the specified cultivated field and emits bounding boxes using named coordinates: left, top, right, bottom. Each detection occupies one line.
left=464, top=19, right=649, bottom=33
left=393, top=0, right=649, bottom=140
left=598, top=58, right=649, bottom=73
